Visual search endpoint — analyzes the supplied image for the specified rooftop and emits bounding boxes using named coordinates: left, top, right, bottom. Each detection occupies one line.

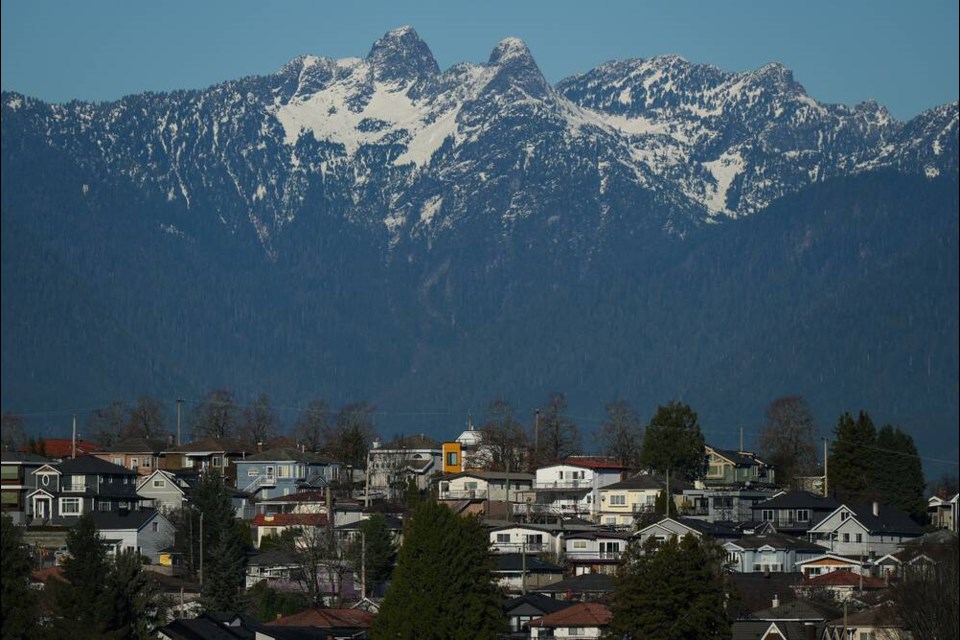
left=528, top=602, right=612, bottom=628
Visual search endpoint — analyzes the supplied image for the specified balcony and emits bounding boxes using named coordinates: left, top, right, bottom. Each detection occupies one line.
left=439, top=489, right=488, bottom=501
left=565, top=551, right=622, bottom=561
left=533, top=480, right=590, bottom=491
left=242, top=474, right=276, bottom=493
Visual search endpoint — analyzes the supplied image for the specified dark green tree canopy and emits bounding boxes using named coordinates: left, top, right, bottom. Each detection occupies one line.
left=830, top=411, right=878, bottom=503
left=640, top=401, right=707, bottom=481
left=2, top=514, right=37, bottom=640
left=607, top=534, right=732, bottom=640
left=372, top=501, right=504, bottom=639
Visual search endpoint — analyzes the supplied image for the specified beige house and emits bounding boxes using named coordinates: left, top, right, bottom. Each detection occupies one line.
left=597, top=473, right=689, bottom=527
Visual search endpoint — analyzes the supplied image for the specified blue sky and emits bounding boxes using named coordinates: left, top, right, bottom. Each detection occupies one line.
left=1, top=1, right=957, bottom=120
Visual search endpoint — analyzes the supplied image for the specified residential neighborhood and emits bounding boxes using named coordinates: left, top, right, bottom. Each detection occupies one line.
left=2, top=402, right=957, bottom=640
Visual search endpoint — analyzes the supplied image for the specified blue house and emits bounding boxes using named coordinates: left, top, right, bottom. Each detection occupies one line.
left=234, top=448, right=340, bottom=501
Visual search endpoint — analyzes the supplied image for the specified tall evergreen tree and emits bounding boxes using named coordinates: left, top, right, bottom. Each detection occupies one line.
left=357, top=513, right=398, bottom=596
left=47, top=514, right=112, bottom=639
left=874, top=425, right=926, bottom=520
left=372, top=501, right=504, bottom=639
left=640, top=401, right=707, bottom=481
left=829, top=411, right=878, bottom=503
left=200, top=529, right=248, bottom=611
left=2, top=514, right=37, bottom=640
left=103, top=548, right=166, bottom=639
left=607, top=534, right=732, bottom=639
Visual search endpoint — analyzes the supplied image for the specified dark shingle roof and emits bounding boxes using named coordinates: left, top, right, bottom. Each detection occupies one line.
left=729, top=531, right=828, bottom=552
left=602, top=473, right=692, bottom=492
left=755, top=490, right=841, bottom=511
left=1, top=451, right=51, bottom=463
left=86, top=508, right=160, bottom=531
left=504, top=592, right=577, bottom=616
left=243, top=447, right=333, bottom=463
left=533, top=572, right=614, bottom=594
left=95, top=437, right=168, bottom=453
left=56, top=455, right=138, bottom=475
left=847, top=503, right=924, bottom=536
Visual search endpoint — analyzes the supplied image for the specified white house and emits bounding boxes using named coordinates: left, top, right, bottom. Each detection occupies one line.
left=723, top=531, right=828, bottom=574
left=563, top=531, right=630, bottom=575
left=366, top=435, right=442, bottom=501
left=88, top=508, right=176, bottom=564
left=488, top=523, right=568, bottom=556
left=136, top=469, right=189, bottom=514
left=438, top=471, right=534, bottom=502
left=524, top=459, right=627, bottom=521
left=806, top=502, right=924, bottom=557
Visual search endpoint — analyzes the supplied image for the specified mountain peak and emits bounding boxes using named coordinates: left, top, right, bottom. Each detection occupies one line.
left=367, top=25, right=440, bottom=83
left=488, top=37, right=534, bottom=66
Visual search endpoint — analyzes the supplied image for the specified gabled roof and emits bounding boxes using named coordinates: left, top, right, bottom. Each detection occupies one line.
left=266, top=608, right=375, bottom=629
left=839, top=503, right=924, bottom=536
left=826, top=602, right=903, bottom=628
left=492, top=553, right=564, bottom=573
left=533, top=572, right=614, bottom=594
left=136, top=469, right=188, bottom=494
left=755, top=491, right=841, bottom=511
left=528, top=602, right=611, bottom=628
left=56, top=454, right=139, bottom=476
left=707, top=446, right=770, bottom=467
left=636, top=516, right=739, bottom=539
left=601, top=472, right=692, bottom=492
left=166, top=438, right=250, bottom=454
left=750, top=598, right=842, bottom=621
left=95, top=437, right=168, bottom=454
left=802, top=569, right=886, bottom=589
left=542, top=457, right=629, bottom=471
left=87, top=508, right=164, bottom=532
left=20, top=439, right=101, bottom=458
left=1, top=451, right=51, bottom=464
left=504, top=592, right=576, bottom=616
left=726, top=531, right=828, bottom=553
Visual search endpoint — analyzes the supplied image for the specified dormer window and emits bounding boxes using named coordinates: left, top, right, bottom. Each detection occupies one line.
left=840, top=510, right=850, bottom=521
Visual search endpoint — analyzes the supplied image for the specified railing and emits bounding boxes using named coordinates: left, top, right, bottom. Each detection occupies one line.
left=242, top=474, right=276, bottom=493
left=533, top=480, right=589, bottom=490
left=439, top=489, right=488, bottom=500
left=564, top=551, right=622, bottom=561
left=491, top=542, right=549, bottom=554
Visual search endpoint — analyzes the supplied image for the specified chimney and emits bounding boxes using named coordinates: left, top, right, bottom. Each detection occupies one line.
left=804, top=622, right=816, bottom=640
left=372, top=438, right=381, bottom=450
left=872, top=501, right=879, bottom=517
left=772, top=594, right=779, bottom=608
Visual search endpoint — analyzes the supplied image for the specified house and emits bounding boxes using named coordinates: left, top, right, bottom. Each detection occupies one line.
left=527, top=602, right=612, bottom=639
left=441, top=423, right=486, bottom=473
left=245, top=548, right=302, bottom=589
left=366, top=434, right=442, bottom=501
left=733, top=598, right=840, bottom=640
left=161, top=437, right=251, bottom=482
left=680, top=485, right=778, bottom=523
left=489, top=522, right=567, bottom=556
left=503, top=593, right=576, bottom=638
left=252, top=512, right=328, bottom=549
left=806, top=502, right=924, bottom=557
left=92, top=436, right=168, bottom=475
left=493, top=553, right=565, bottom=594
left=265, top=608, right=375, bottom=636
left=438, top=470, right=534, bottom=517
left=704, top=445, right=776, bottom=487
left=87, top=508, right=175, bottom=563
left=634, top=516, right=740, bottom=548
left=158, top=613, right=259, bottom=640
left=563, top=530, right=630, bottom=575
left=234, top=447, right=340, bottom=501
left=522, top=459, right=627, bottom=521
left=136, top=469, right=191, bottom=514
left=1, top=451, right=51, bottom=524
left=724, top=531, right=829, bottom=574
left=753, top=491, right=841, bottom=536
left=27, top=455, right=142, bottom=523
left=532, top=572, right=615, bottom=601
left=596, top=473, right=691, bottom=527
left=821, top=603, right=908, bottom=639
left=927, top=493, right=958, bottom=532
left=795, top=553, right=869, bottom=578
left=794, top=569, right=887, bottom=602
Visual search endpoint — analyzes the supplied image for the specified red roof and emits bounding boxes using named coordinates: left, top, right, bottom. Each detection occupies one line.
left=20, top=439, right=101, bottom=458
left=562, top=457, right=629, bottom=471
left=31, top=567, right=65, bottom=584
left=528, top=602, right=612, bottom=628
left=267, top=608, right=375, bottom=628
left=804, top=569, right=886, bottom=589
left=252, top=513, right=328, bottom=527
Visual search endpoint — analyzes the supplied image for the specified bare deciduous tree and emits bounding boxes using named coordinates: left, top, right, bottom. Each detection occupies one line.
left=599, top=400, right=643, bottom=470
left=758, top=396, right=819, bottom=489
left=478, top=399, right=528, bottom=471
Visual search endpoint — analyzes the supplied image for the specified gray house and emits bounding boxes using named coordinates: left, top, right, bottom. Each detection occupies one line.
left=724, top=531, right=828, bottom=573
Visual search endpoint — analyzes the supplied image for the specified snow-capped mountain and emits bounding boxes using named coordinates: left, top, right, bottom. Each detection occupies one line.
left=3, top=26, right=955, bottom=258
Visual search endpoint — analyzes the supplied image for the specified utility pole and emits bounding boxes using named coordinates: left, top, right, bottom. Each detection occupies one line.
left=521, top=540, right=527, bottom=595
left=71, top=414, right=77, bottom=459
left=176, top=398, right=184, bottom=446
left=823, top=438, right=829, bottom=498
left=534, top=409, right=540, bottom=466
left=199, top=511, right=204, bottom=588
left=361, top=531, right=367, bottom=599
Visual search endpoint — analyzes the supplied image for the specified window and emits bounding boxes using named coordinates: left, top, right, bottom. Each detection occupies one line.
left=212, top=456, right=223, bottom=468
left=796, top=509, right=810, bottom=522
left=762, top=509, right=774, bottom=521
left=842, top=533, right=850, bottom=543
left=112, top=457, right=123, bottom=466
left=855, top=533, right=863, bottom=543
left=65, top=475, right=85, bottom=492
left=99, top=501, right=111, bottom=511
left=152, top=522, right=160, bottom=533
left=1, top=491, right=18, bottom=506
left=60, top=498, right=81, bottom=516
left=610, top=495, right=626, bottom=506
left=153, top=479, right=166, bottom=488
left=573, top=540, right=587, bottom=549
left=569, top=628, right=582, bottom=636
left=248, top=468, right=260, bottom=477
left=496, top=534, right=510, bottom=543
left=278, top=465, right=291, bottom=479
left=840, top=510, right=850, bottom=521
left=142, top=458, right=151, bottom=468
left=130, top=458, right=139, bottom=470
left=446, top=452, right=458, bottom=466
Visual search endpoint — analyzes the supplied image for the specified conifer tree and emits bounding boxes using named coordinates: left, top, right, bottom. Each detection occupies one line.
left=47, top=513, right=112, bottom=639
left=829, top=411, right=878, bottom=503
left=200, top=529, right=248, bottom=611
left=640, top=401, right=707, bottom=481
left=372, top=501, right=504, bottom=639
left=874, top=425, right=926, bottom=520
left=2, top=514, right=37, bottom=640
left=607, top=534, right=732, bottom=639
left=103, top=548, right=166, bottom=639
left=357, top=512, right=397, bottom=596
